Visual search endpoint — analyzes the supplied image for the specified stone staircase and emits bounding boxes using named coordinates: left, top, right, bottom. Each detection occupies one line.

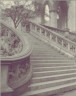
left=20, top=34, right=76, bottom=96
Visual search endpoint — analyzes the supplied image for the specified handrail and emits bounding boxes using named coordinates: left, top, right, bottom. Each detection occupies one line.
left=29, top=21, right=76, bottom=46
left=43, top=25, right=76, bottom=36
left=42, top=25, right=66, bottom=32
left=29, top=21, right=76, bottom=57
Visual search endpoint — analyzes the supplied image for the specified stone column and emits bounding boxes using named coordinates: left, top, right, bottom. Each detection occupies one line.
left=49, top=10, right=58, bottom=28
left=68, top=1, right=76, bottom=32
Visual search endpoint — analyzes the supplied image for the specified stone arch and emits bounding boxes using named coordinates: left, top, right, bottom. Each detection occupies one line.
left=42, top=1, right=69, bottom=29
left=38, top=0, right=69, bottom=29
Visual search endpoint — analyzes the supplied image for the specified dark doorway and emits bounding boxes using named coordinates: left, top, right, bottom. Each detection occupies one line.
left=57, top=1, right=68, bottom=30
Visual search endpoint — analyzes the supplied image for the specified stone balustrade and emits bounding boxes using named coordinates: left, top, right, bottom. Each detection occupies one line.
left=29, top=21, right=76, bottom=57
left=1, top=21, right=32, bottom=95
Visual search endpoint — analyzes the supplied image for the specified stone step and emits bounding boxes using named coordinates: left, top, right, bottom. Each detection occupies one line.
left=33, top=69, right=76, bottom=77
left=22, top=82, right=76, bottom=96
left=32, top=50, right=61, bottom=54
left=32, top=50, right=63, bottom=53
left=32, top=48, right=58, bottom=51
left=32, top=52, right=61, bottom=55
left=31, top=60, right=74, bottom=63
left=30, top=54, right=68, bottom=58
left=32, top=65, right=76, bottom=72
left=29, top=77, right=76, bottom=91
left=32, top=73, right=76, bottom=83
left=31, top=54, right=63, bottom=57
left=31, top=54, right=65, bottom=57
left=31, top=57, right=72, bottom=60
left=31, top=54, right=68, bottom=57
left=32, top=63, right=75, bottom=67
left=32, top=49, right=60, bottom=52
left=33, top=48, right=51, bottom=50
left=33, top=46, right=51, bottom=48
left=33, top=47, right=60, bottom=50
left=32, top=49, right=62, bottom=53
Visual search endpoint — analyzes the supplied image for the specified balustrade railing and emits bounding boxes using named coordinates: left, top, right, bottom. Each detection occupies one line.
left=1, top=20, right=32, bottom=92
left=29, top=21, right=76, bottom=57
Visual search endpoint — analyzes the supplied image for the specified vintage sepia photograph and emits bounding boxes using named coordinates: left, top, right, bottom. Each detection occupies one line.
left=0, top=0, right=76, bottom=96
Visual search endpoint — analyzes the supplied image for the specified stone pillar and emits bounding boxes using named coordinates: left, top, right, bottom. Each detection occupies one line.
left=49, top=10, right=58, bottom=28
left=1, top=64, right=13, bottom=95
left=68, top=1, right=76, bottom=32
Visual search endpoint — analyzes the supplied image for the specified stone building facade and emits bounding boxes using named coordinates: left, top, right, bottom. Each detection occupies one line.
left=33, top=0, right=76, bottom=33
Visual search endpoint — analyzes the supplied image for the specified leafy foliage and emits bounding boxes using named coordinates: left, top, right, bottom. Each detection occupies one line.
left=4, top=3, right=35, bottom=28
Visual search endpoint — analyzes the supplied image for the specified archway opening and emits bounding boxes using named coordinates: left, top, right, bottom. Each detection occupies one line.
left=57, top=1, right=68, bottom=30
